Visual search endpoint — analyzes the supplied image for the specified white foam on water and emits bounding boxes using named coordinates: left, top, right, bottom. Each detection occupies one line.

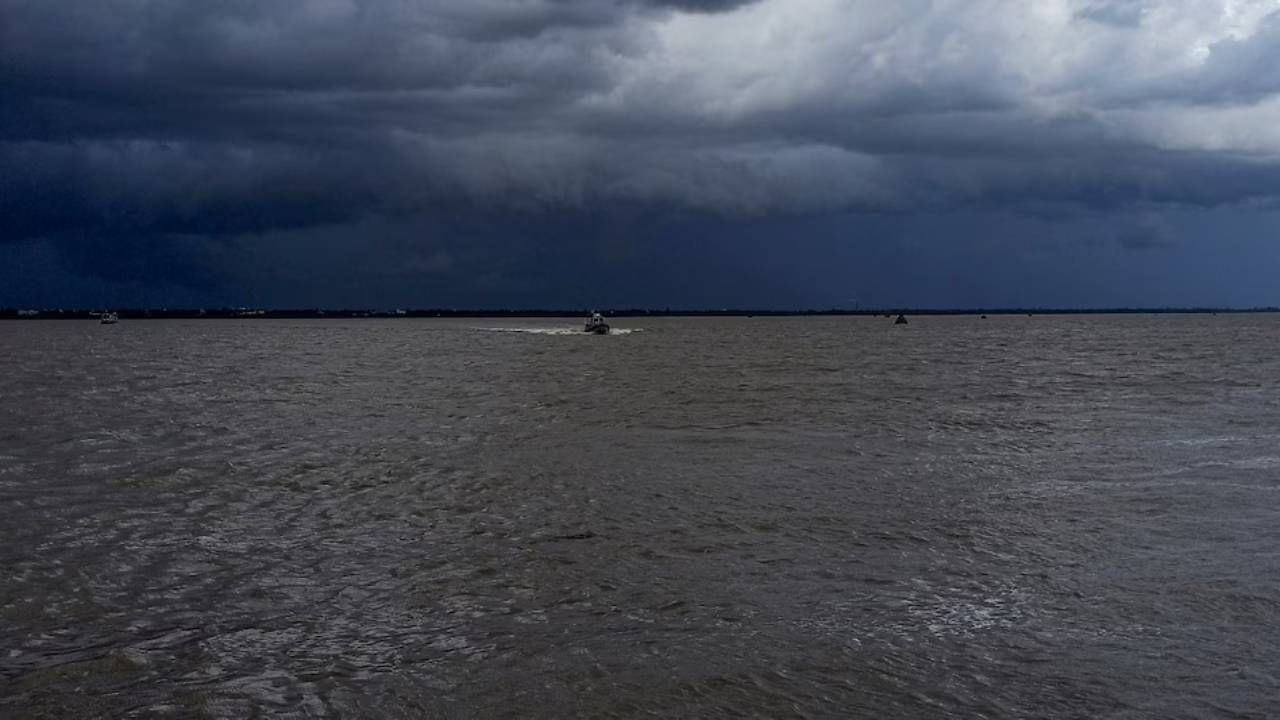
left=1224, top=455, right=1280, bottom=470
left=1156, top=432, right=1280, bottom=447
left=476, top=327, right=641, bottom=336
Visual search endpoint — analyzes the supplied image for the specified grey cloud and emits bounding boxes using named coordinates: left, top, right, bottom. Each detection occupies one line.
left=1191, top=12, right=1280, bottom=105
left=6, top=0, right=1280, bottom=300
left=645, top=0, right=756, bottom=11
left=1075, top=1, right=1145, bottom=28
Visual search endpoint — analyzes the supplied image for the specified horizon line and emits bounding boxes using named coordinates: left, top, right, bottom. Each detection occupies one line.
left=4, top=306, right=1280, bottom=319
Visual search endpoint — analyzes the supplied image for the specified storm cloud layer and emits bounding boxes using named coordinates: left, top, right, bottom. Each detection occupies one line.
left=5, top=0, right=1280, bottom=307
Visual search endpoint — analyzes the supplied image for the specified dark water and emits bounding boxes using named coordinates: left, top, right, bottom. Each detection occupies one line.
left=2, top=316, right=1279, bottom=718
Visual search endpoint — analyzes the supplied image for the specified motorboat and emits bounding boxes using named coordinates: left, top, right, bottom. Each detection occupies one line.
left=584, top=312, right=610, bottom=335
left=100, top=312, right=119, bottom=325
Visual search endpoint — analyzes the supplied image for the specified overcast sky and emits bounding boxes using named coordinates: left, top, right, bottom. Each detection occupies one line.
left=5, top=0, right=1280, bottom=308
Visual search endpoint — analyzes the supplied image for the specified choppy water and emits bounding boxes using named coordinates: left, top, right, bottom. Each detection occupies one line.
left=2, top=315, right=1279, bottom=718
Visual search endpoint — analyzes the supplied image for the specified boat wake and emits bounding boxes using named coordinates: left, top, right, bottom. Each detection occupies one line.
left=478, top=327, right=641, bottom=336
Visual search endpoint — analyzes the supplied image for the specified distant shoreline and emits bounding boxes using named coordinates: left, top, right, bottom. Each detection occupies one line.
left=4, top=308, right=1278, bottom=320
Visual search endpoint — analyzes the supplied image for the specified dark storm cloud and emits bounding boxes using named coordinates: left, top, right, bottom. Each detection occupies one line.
left=1115, top=215, right=1178, bottom=251
left=4, top=0, right=1280, bottom=307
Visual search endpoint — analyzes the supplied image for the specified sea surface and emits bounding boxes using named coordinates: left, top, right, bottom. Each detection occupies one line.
left=1, top=315, right=1278, bottom=718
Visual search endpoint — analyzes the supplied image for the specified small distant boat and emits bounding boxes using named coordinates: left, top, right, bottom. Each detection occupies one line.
left=894, top=314, right=908, bottom=325
left=584, top=312, right=610, bottom=335
left=100, top=312, right=119, bottom=325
